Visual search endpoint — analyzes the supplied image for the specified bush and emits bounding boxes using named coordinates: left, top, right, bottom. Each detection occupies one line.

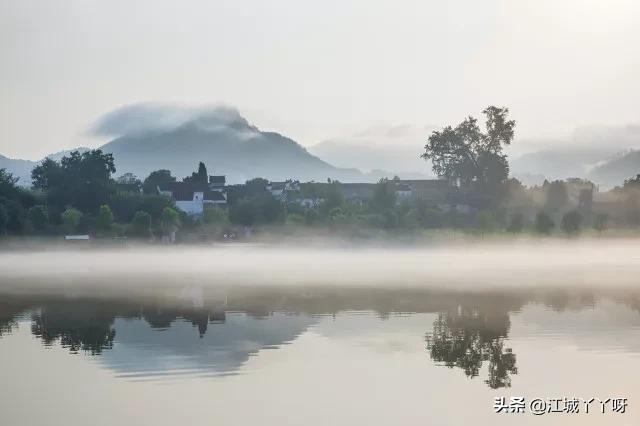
left=128, top=210, right=151, bottom=238
left=61, top=207, right=83, bottom=234
left=476, top=210, right=497, bottom=231
left=0, top=204, right=7, bottom=235
left=96, top=204, right=114, bottom=233
left=27, top=205, right=49, bottom=233
left=203, top=206, right=228, bottom=225
left=507, top=213, right=524, bottom=233
left=593, top=213, right=608, bottom=232
left=561, top=211, right=582, bottom=235
left=535, top=211, right=554, bottom=234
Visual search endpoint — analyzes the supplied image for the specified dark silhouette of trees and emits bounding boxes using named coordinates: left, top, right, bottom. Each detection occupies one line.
left=535, top=211, right=555, bottom=234
left=142, top=169, right=176, bottom=194
left=183, top=162, right=208, bottom=184
left=129, top=210, right=152, bottom=237
left=372, top=178, right=396, bottom=211
left=31, top=150, right=116, bottom=215
left=544, top=180, right=568, bottom=212
left=422, top=106, right=515, bottom=189
left=561, top=210, right=583, bottom=235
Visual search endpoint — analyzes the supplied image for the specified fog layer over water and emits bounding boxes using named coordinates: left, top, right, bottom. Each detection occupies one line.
left=1, top=239, right=639, bottom=291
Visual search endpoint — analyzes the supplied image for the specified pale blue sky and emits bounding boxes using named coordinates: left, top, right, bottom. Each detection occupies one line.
left=1, top=0, right=639, bottom=159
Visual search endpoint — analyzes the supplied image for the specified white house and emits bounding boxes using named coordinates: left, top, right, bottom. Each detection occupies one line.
left=158, top=175, right=227, bottom=217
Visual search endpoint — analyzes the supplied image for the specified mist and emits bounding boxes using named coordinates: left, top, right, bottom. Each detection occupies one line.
left=2, top=239, right=639, bottom=295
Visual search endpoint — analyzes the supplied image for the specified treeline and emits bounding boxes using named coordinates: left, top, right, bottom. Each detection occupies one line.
left=0, top=150, right=180, bottom=239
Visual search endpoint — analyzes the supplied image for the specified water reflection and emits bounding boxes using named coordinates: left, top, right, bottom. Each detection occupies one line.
left=426, top=310, right=517, bottom=388
left=1, top=286, right=640, bottom=385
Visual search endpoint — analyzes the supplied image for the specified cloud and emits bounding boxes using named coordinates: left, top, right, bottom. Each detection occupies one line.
left=90, top=102, right=254, bottom=138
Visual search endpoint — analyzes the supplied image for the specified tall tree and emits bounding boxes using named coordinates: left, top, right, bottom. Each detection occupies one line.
left=422, top=106, right=515, bottom=188
left=184, top=162, right=208, bottom=184
left=31, top=150, right=116, bottom=214
left=142, top=169, right=176, bottom=194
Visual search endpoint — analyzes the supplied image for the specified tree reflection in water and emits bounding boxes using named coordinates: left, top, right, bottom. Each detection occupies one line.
left=425, top=307, right=517, bottom=389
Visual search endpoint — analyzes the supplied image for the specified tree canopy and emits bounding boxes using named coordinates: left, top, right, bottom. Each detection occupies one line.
left=31, top=150, right=116, bottom=214
left=422, top=106, right=515, bottom=188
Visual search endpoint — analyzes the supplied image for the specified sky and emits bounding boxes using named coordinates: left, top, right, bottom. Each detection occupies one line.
left=1, top=0, right=640, bottom=160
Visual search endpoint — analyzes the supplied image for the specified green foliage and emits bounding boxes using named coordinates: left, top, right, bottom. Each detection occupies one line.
left=0, top=168, right=38, bottom=234
left=31, top=150, right=116, bottom=215
left=27, top=205, right=49, bottom=232
left=183, top=162, right=208, bottom=184
left=476, top=210, right=497, bottom=231
left=142, top=169, right=176, bottom=194
left=129, top=211, right=152, bottom=238
left=160, top=207, right=181, bottom=235
left=544, top=180, right=568, bottom=212
left=229, top=194, right=284, bottom=226
left=535, top=211, right=555, bottom=234
left=109, top=192, right=174, bottom=223
left=506, top=213, right=525, bottom=233
left=422, top=106, right=514, bottom=188
left=96, top=204, right=114, bottom=232
left=61, top=207, right=83, bottom=234
left=593, top=213, right=608, bottom=232
left=323, top=182, right=344, bottom=211
left=0, top=204, right=7, bottom=235
left=372, top=179, right=396, bottom=212
left=203, top=206, right=228, bottom=225
left=561, top=211, right=582, bottom=235
left=227, top=178, right=269, bottom=204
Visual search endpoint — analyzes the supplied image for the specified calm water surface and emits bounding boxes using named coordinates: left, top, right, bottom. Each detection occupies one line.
left=1, top=284, right=640, bottom=425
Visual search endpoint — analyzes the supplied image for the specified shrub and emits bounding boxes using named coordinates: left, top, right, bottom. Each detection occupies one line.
left=535, top=211, right=554, bottom=234
left=561, top=211, right=582, bottom=235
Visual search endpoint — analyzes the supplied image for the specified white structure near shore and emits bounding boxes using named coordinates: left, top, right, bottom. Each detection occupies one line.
left=158, top=175, right=227, bottom=217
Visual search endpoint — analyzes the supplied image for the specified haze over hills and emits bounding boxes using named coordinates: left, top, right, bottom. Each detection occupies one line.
left=308, top=124, right=436, bottom=180
left=1, top=104, right=393, bottom=185
left=2, top=104, right=640, bottom=188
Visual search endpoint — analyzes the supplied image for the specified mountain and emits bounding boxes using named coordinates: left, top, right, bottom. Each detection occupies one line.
left=589, top=150, right=640, bottom=187
left=0, top=154, right=36, bottom=186
left=92, top=104, right=381, bottom=183
left=1, top=105, right=385, bottom=185
left=509, top=147, right=616, bottom=185
left=308, top=124, right=436, bottom=180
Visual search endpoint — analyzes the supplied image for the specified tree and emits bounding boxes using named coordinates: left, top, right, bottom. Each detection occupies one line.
left=0, top=169, right=38, bottom=234
left=593, top=213, right=608, bottom=233
left=0, top=204, right=7, bottom=235
left=372, top=178, right=396, bottom=211
left=203, top=206, right=228, bottom=225
left=142, top=169, right=176, bottom=194
left=115, top=173, right=142, bottom=192
left=506, top=213, right=524, bottom=233
left=476, top=210, right=497, bottom=232
left=229, top=199, right=256, bottom=226
left=31, top=150, right=116, bottom=214
left=183, top=162, right=208, bottom=184
left=27, top=205, right=49, bottom=233
left=129, top=211, right=151, bottom=238
left=160, top=207, right=180, bottom=238
left=61, top=207, right=83, bottom=234
left=561, top=211, right=582, bottom=235
left=96, top=204, right=114, bottom=233
left=535, top=211, right=554, bottom=234
left=544, top=180, right=568, bottom=212
left=422, top=106, right=515, bottom=188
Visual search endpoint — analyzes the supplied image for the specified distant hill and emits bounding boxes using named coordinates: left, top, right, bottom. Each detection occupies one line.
left=97, top=110, right=372, bottom=183
left=589, top=150, right=640, bottom=188
left=0, top=154, right=35, bottom=186
left=1, top=106, right=383, bottom=185
left=309, top=124, right=436, bottom=180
